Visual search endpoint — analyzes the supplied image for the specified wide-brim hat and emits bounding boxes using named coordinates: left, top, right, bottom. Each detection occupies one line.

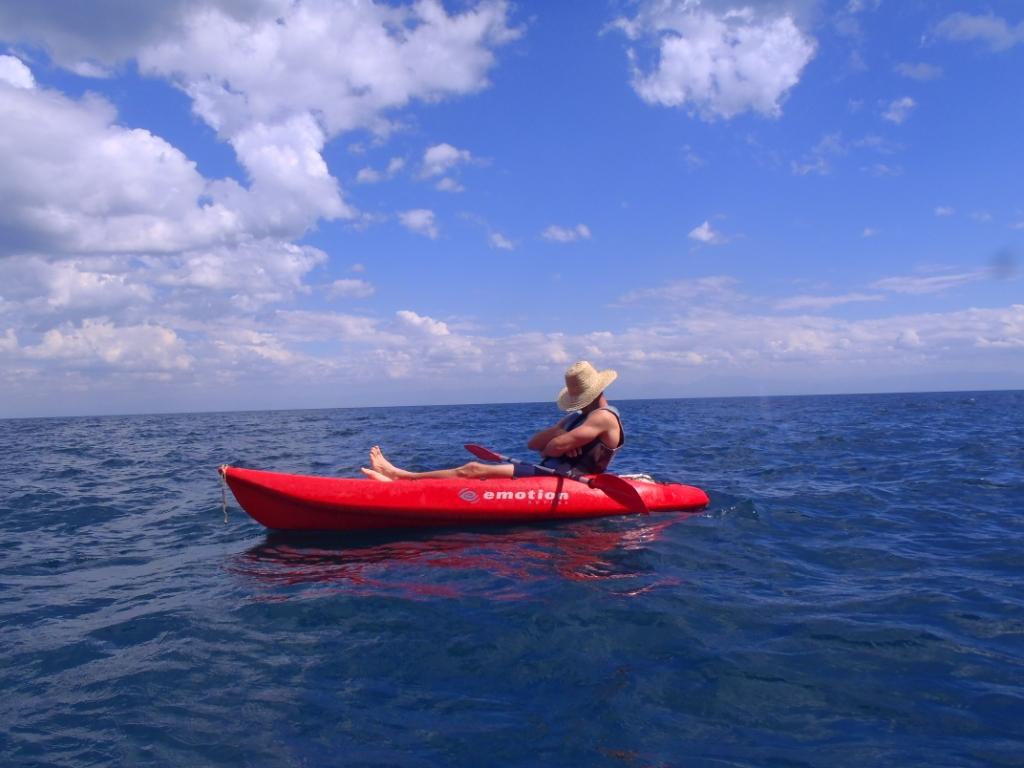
left=556, top=360, right=618, bottom=411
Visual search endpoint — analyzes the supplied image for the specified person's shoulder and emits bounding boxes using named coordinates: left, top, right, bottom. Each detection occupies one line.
left=586, top=407, right=618, bottom=425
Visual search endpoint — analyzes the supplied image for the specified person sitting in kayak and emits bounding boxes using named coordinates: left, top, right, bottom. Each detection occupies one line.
left=361, top=360, right=624, bottom=481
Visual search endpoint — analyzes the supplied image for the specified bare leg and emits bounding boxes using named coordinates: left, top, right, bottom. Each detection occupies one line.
left=365, top=445, right=515, bottom=481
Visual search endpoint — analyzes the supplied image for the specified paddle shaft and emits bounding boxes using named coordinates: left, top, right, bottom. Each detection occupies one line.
left=463, top=444, right=648, bottom=514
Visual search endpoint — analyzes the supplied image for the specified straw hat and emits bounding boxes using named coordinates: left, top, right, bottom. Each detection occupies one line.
left=556, top=360, right=618, bottom=411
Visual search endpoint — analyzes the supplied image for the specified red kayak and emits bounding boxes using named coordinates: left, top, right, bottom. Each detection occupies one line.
left=221, top=466, right=709, bottom=532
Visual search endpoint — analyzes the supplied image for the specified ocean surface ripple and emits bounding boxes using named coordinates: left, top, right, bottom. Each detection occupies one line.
left=1, top=391, right=1022, bottom=766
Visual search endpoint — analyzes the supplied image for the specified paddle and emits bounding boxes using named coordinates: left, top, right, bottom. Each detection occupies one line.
left=464, top=444, right=648, bottom=514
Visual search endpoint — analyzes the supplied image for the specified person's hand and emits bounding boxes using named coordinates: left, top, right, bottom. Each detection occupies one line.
left=565, top=446, right=582, bottom=458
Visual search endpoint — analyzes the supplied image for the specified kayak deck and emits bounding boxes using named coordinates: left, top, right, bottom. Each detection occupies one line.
left=221, top=466, right=709, bottom=532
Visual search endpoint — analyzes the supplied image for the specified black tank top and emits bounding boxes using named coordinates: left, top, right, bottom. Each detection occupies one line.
left=542, top=405, right=624, bottom=474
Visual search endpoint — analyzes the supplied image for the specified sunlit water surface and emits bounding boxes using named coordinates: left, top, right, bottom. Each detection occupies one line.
left=2, top=392, right=1022, bottom=766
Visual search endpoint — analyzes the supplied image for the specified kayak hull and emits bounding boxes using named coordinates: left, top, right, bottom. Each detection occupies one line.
left=221, top=466, right=709, bottom=532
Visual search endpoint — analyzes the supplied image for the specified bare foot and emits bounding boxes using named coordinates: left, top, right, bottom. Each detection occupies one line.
left=360, top=467, right=393, bottom=482
left=369, top=445, right=407, bottom=480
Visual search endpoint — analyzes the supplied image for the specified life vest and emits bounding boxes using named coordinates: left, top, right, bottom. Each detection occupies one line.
left=542, top=405, right=624, bottom=474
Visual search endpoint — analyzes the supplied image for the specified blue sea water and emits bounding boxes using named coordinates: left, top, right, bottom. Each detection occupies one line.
left=1, top=391, right=1022, bottom=767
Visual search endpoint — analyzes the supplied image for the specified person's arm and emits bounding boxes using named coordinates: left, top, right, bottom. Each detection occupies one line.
left=527, top=416, right=571, bottom=452
left=541, top=410, right=614, bottom=458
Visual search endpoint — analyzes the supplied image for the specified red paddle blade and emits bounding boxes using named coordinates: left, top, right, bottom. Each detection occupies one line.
left=591, top=473, right=649, bottom=514
left=464, top=444, right=503, bottom=462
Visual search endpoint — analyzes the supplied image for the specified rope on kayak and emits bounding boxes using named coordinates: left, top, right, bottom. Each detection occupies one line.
left=218, top=464, right=230, bottom=523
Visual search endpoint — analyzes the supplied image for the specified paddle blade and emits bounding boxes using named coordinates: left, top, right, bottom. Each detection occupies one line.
left=590, top=473, right=649, bottom=514
left=464, top=444, right=503, bottom=462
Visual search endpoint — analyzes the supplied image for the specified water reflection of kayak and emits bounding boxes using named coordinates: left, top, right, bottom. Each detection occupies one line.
left=229, top=517, right=694, bottom=599
left=220, top=466, right=709, bottom=532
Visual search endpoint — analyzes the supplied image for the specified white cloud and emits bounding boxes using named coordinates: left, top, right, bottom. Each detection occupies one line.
left=612, top=0, right=816, bottom=120
left=616, top=275, right=740, bottom=305
left=935, top=206, right=955, bottom=217
left=689, top=220, right=725, bottom=244
left=356, top=167, right=382, bottom=184
left=229, top=113, right=353, bottom=233
left=1, top=1, right=517, bottom=244
left=0, top=256, right=152, bottom=318
left=898, top=329, right=922, bottom=348
left=489, top=232, right=514, bottom=250
left=274, top=310, right=386, bottom=344
left=152, top=241, right=327, bottom=310
left=853, top=135, right=898, bottom=154
left=970, top=211, right=993, bottom=223
left=775, top=292, right=884, bottom=311
left=134, top=3, right=518, bottom=135
left=542, top=224, right=591, bottom=243
left=681, top=144, right=705, bottom=169
left=399, top=209, right=439, bottom=239
left=846, top=0, right=881, bottom=13
left=0, top=76, right=242, bottom=256
left=0, top=328, right=18, bottom=354
left=356, top=156, right=405, bottom=184
left=23, top=319, right=192, bottom=371
left=421, top=143, right=473, bottom=177
left=862, top=227, right=878, bottom=237
left=210, top=327, right=299, bottom=366
left=396, top=310, right=450, bottom=336
left=871, top=271, right=986, bottom=295
left=436, top=177, right=464, bottom=193
left=895, top=62, right=943, bottom=80
left=934, top=13, right=1024, bottom=52
left=882, top=96, right=916, bottom=124
left=0, top=54, right=35, bottom=88
left=863, top=162, right=902, bottom=177
left=792, top=132, right=845, bottom=176
left=328, top=279, right=375, bottom=300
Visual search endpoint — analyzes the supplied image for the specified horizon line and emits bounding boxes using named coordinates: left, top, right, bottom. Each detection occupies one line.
left=2, top=385, right=1020, bottom=422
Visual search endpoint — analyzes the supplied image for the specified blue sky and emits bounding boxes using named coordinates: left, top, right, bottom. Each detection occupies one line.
left=0, top=0, right=1021, bottom=417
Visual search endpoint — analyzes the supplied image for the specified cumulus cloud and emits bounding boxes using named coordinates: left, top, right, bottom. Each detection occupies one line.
left=23, top=319, right=192, bottom=371
left=612, top=0, right=816, bottom=120
left=0, top=3, right=527, bottom=411
left=0, top=256, right=153, bottom=320
left=882, top=96, right=916, bottom=124
left=489, top=232, right=514, bottom=250
left=688, top=220, right=725, bottom=244
left=399, top=209, right=439, bottom=239
left=396, top=309, right=450, bottom=336
left=935, top=206, right=955, bottom=217
left=2, top=1, right=517, bottom=241
left=356, top=157, right=405, bottom=184
left=0, top=54, right=35, bottom=88
left=895, top=62, right=942, bottom=80
left=152, top=241, right=327, bottom=310
left=328, top=279, right=375, bottom=300
left=934, top=13, right=1024, bottom=52
left=435, top=177, right=464, bottom=193
left=421, top=143, right=473, bottom=177
left=0, top=75, right=242, bottom=256
left=0, top=328, right=18, bottom=353
left=542, top=224, right=591, bottom=243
